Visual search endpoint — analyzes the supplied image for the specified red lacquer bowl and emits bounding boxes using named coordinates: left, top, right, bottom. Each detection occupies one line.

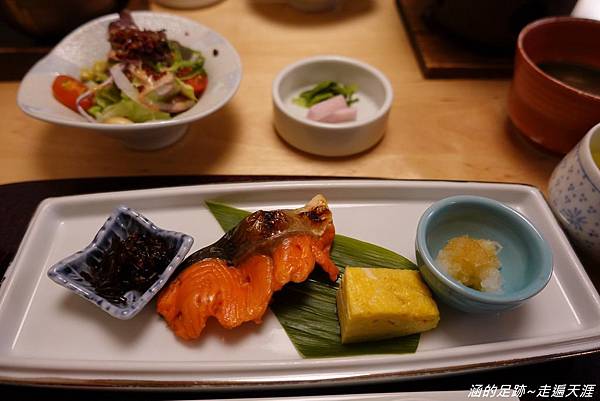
left=508, top=17, right=600, bottom=154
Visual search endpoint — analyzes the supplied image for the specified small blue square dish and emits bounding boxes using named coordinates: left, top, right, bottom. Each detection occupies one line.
left=47, top=206, right=194, bottom=319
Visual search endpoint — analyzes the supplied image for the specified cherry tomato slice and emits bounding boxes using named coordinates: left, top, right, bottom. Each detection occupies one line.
left=184, top=74, right=208, bottom=97
left=52, top=75, right=90, bottom=112
left=78, top=94, right=95, bottom=111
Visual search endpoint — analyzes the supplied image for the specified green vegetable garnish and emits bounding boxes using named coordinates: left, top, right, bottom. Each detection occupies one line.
left=175, top=77, right=197, bottom=101
left=97, top=96, right=170, bottom=123
left=168, top=40, right=206, bottom=79
left=86, top=84, right=122, bottom=118
left=293, top=81, right=359, bottom=108
left=94, top=84, right=121, bottom=109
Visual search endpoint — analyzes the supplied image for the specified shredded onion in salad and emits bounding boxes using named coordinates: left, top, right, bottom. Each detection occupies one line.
left=110, top=64, right=140, bottom=102
left=76, top=92, right=96, bottom=122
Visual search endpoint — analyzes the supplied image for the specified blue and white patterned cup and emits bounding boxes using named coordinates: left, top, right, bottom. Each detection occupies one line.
left=549, top=122, right=600, bottom=261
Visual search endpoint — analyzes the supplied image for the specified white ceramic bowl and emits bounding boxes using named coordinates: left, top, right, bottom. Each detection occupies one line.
left=272, top=55, right=393, bottom=157
left=549, top=121, right=600, bottom=261
left=17, top=11, right=242, bottom=150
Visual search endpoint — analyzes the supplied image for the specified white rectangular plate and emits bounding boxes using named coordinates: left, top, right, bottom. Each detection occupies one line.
left=0, top=180, right=599, bottom=389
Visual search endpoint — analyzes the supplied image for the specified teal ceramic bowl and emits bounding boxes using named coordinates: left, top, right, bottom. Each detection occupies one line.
left=415, top=195, right=553, bottom=313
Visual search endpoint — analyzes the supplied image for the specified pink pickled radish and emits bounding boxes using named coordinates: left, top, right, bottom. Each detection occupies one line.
left=320, top=107, right=357, bottom=123
left=307, top=95, right=347, bottom=121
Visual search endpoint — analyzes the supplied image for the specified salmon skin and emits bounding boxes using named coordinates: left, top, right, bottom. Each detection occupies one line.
left=157, top=195, right=339, bottom=340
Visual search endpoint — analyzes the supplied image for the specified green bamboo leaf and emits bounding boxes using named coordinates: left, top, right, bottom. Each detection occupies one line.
left=205, top=201, right=250, bottom=231
left=205, top=200, right=420, bottom=358
left=331, top=234, right=416, bottom=273
left=271, top=279, right=420, bottom=357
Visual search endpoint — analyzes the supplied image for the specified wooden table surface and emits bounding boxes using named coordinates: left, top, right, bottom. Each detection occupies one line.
left=0, top=0, right=560, bottom=189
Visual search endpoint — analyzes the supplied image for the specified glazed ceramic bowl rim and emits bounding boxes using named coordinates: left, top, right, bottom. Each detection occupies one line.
left=17, top=11, right=242, bottom=132
left=272, top=55, right=394, bottom=130
left=416, top=195, right=553, bottom=304
left=518, top=16, right=600, bottom=102
left=579, top=121, right=600, bottom=187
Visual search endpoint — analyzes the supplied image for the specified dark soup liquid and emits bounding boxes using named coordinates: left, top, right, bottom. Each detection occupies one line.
left=538, top=61, right=600, bottom=97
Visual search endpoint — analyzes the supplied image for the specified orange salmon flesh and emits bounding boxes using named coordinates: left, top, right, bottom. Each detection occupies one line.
left=156, top=196, right=338, bottom=340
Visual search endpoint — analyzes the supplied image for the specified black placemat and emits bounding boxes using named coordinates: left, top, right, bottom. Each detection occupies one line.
left=0, top=175, right=598, bottom=401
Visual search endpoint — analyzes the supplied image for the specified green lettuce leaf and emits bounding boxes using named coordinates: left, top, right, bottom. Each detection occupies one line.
left=168, top=40, right=206, bottom=79
left=94, top=84, right=121, bottom=109
left=175, top=77, right=197, bottom=101
left=98, top=97, right=170, bottom=123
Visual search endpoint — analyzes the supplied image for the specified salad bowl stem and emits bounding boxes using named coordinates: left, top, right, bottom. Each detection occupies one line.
left=108, top=124, right=189, bottom=150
